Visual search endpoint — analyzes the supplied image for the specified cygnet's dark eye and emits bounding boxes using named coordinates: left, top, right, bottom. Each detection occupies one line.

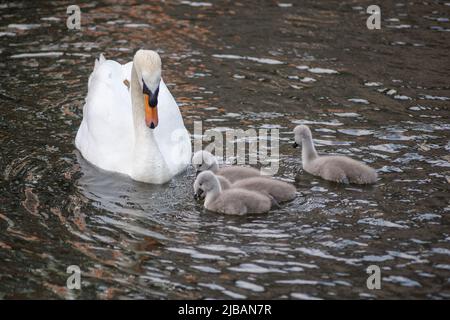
left=198, top=164, right=202, bottom=168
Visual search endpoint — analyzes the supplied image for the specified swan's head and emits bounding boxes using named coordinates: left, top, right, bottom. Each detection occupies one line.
left=133, top=49, right=161, bottom=129
left=293, top=125, right=312, bottom=148
left=192, top=150, right=218, bottom=175
left=193, top=170, right=219, bottom=200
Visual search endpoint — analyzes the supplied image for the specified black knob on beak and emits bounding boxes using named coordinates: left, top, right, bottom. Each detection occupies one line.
left=194, top=189, right=204, bottom=200
left=292, top=142, right=299, bottom=148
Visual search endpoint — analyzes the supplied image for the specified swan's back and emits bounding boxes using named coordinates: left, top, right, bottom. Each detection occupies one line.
left=232, top=177, right=296, bottom=202
left=216, top=166, right=261, bottom=183
left=307, top=156, right=377, bottom=184
left=208, top=188, right=271, bottom=215
left=76, top=58, right=134, bottom=175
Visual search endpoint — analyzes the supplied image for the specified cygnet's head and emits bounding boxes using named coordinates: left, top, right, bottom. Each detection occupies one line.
left=133, top=49, right=162, bottom=129
left=193, top=170, right=220, bottom=200
left=192, top=150, right=218, bottom=175
left=293, top=125, right=312, bottom=148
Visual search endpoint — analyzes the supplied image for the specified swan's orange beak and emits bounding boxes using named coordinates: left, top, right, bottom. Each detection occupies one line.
left=144, top=94, right=158, bottom=129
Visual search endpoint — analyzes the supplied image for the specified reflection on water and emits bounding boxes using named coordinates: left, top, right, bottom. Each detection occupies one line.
left=0, top=0, right=449, bottom=299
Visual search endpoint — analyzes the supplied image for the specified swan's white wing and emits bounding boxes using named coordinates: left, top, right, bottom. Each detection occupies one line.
left=122, top=61, right=133, bottom=83
left=76, top=57, right=134, bottom=175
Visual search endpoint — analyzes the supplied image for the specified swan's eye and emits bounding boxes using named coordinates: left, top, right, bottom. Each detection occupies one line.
left=198, top=164, right=202, bottom=168
left=142, top=80, right=152, bottom=95
left=142, top=79, right=159, bottom=108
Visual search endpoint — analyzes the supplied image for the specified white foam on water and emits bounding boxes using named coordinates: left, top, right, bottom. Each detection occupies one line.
left=223, top=290, right=246, bottom=299
left=277, top=3, right=293, bottom=8
left=124, top=23, right=151, bottom=28
left=8, top=23, right=40, bottom=30
left=276, top=279, right=335, bottom=286
left=308, top=67, right=338, bottom=74
left=41, top=17, right=61, bottom=21
left=314, top=139, right=352, bottom=146
left=388, top=24, right=412, bottom=29
left=224, top=112, right=241, bottom=117
left=180, top=1, right=212, bottom=7
left=435, top=264, right=450, bottom=270
left=387, top=250, right=428, bottom=263
left=378, top=165, right=404, bottom=173
left=369, top=143, right=406, bottom=153
left=414, top=213, right=441, bottom=222
left=357, top=218, right=409, bottom=229
left=334, top=112, right=361, bottom=117
left=394, top=95, right=412, bottom=100
left=300, top=77, right=316, bottom=83
left=227, top=226, right=290, bottom=238
left=212, top=54, right=284, bottom=65
left=310, top=186, right=328, bottom=192
left=198, top=244, right=245, bottom=255
left=235, top=280, right=264, bottom=292
left=199, top=283, right=225, bottom=291
left=432, top=247, right=450, bottom=256
left=386, top=89, right=397, bottom=95
left=10, top=52, right=64, bottom=58
left=191, top=265, right=221, bottom=273
left=362, top=255, right=395, bottom=262
left=167, top=247, right=224, bottom=260
left=338, top=129, right=374, bottom=136
left=348, top=98, right=369, bottom=104
left=364, top=82, right=383, bottom=87
left=292, top=119, right=343, bottom=126
left=246, top=56, right=284, bottom=64
left=426, top=159, right=450, bottom=167
left=295, top=247, right=359, bottom=265
left=291, top=293, right=322, bottom=300
left=383, top=276, right=421, bottom=287
left=228, top=263, right=286, bottom=273
left=420, top=94, right=450, bottom=101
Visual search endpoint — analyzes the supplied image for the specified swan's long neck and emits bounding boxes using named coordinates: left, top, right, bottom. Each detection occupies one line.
left=302, top=135, right=318, bottom=165
left=130, top=65, right=170, bottom=183
left=130, top=65, right=149, bottom=142
left=205, top=179, right=221, bottom=208
left=209, top=160, right=219, bottom=173
left=218, top=176, right=231, bottom=190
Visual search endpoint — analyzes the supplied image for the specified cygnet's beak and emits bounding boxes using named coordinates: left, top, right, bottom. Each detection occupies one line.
left=143, top=81, right=159, bottom=129
left=292, top=142, right=299, bottom=148
left=194, top=189, right=204, bottom=200
left=195, top=170, right=201, bottom=177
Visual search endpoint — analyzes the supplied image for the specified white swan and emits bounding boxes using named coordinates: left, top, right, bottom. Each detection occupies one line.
left=293, top=125, right=377, bottom=184
left=75, top=50, right=191, bottom=184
